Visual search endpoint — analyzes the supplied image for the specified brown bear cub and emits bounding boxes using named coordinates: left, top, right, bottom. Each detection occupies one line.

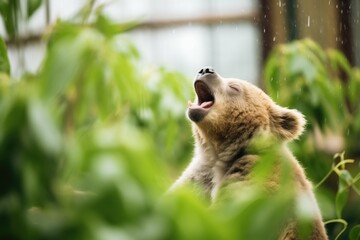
left=169, top=67, right=328, bottom=240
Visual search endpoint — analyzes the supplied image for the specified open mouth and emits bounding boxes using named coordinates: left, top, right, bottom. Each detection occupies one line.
left=188, top=80, right=215, bottom=109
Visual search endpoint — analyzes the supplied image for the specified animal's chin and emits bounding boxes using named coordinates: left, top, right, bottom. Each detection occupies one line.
left=187, top=97, right=214, bottom=123
left=187, top=107, right=210, bottom=122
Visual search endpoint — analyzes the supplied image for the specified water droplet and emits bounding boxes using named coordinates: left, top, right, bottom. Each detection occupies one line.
left=307, top=16, right=311, bottom=27
left=273, top=36, right=276, bottom=42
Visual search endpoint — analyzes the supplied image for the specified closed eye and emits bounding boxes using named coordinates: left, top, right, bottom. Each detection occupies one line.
left=229, top=84, right=240, bottom=92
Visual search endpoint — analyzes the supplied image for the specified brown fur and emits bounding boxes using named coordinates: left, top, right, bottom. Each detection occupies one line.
left=169, top=70, right=328, bottom=240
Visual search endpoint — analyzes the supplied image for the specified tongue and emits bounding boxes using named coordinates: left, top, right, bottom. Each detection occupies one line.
left=188, top=100, right=214, bottom=109
left=200, top=101, right=214, bottom=108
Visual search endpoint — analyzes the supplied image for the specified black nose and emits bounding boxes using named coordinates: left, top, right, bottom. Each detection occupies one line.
left=198, top=67, right=215, bottom=75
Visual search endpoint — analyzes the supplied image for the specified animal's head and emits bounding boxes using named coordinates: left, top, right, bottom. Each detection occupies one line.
left=187, top=67, right=305, bottom=143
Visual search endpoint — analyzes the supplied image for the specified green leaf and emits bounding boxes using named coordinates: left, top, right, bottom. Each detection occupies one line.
left=289, top=55, right=316, bottom=83
left=94, top=14, right=139, bottom=37
left=327, top=49, right=352, bottom=76
left=335, top=171, right=351, bottom=218
left=0, top=37, right=10, bottom=74
left=350, top=224, right=360, bottom=240
left=40, top=25, right=99, bottom=97
left=348, top=69, right=360, bottom=111
left=339, top=170, right=353, bottom=190
left=0, top=0, right=19, bottom=38
left=334, top=170, right=353, bottom=219
left=28, top=99, right=62, bottom=155
left=264, top=51, right=281, bottom=100
left=335, top=189, right=348, bottom=218
left=41, top=39, right=82, bottom=97
left=27, top=0, right=42, bottom=17
left=354, top=109, right=360, bottom=133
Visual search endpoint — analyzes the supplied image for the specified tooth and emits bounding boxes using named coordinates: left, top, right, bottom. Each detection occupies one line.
left=188, top=100, right=193, bottom=107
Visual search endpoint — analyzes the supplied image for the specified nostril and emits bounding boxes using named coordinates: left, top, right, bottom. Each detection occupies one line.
left=205, top=67, right=214, bottom=74
left=198, top=67, right=215, bottom=75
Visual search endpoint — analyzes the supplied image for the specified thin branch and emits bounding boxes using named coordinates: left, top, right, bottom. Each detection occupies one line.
left=315, top=163, right=335, bottom=189
left=138, top=11, right=259, bottom=29
left=5, top=11, right=259, bottom=46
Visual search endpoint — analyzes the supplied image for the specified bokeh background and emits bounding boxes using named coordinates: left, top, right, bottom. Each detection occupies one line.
left=4, top=0, right=359, bottom=82
left=1, top=1, right=360, bottom=239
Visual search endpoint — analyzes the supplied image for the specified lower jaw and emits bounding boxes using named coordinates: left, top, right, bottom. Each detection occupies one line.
left=187, top=108, right=210, bottom=122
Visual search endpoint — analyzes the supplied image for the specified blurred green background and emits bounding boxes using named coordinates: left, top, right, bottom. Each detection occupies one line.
left=0, top=1, right=360, bottom=239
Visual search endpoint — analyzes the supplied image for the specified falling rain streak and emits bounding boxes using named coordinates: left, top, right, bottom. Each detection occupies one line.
left=307, top=16, right=311, bottom=27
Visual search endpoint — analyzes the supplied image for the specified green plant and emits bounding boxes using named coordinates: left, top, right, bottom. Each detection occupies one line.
left=265, top=39, right=360, bottom=153
left=0, top=0, right=42, bottom=39
left=1, top=1, right=359, bottom=239
left=264, top=39, right=360, bottom=240
left=0, top=14, right=307, bottom=239
left=0, top=2, right=195, bottom=239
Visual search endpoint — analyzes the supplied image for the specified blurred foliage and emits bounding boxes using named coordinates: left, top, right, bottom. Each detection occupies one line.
left=0, top=0, right=43, bottom=39
left=1, top=1, right=360, bottom=239
left=265, top=38, right=360, bottom=153
left=265, top=39, right=360, bottom=240
left=0, top=37, right=10, bottom=73
left=0, top=1, right=308, bottom=239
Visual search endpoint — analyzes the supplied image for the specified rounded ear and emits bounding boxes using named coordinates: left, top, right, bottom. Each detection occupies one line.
left=270, top=106, right=306, bottom=141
